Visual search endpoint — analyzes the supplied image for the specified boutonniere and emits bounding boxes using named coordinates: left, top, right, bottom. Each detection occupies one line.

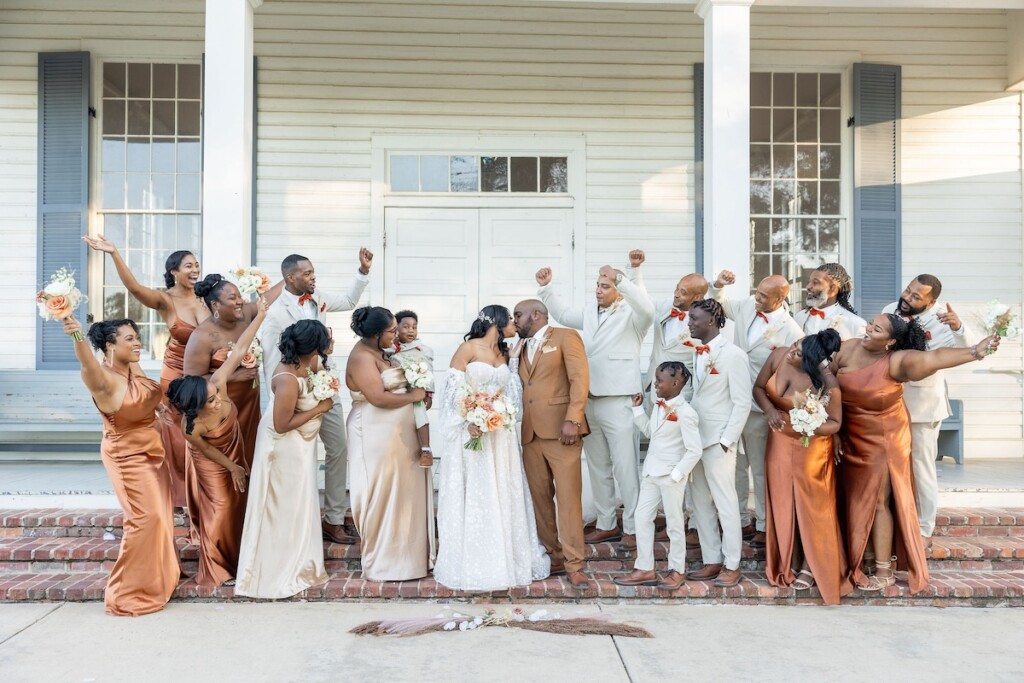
left=542, top=345, right=557, bottom=353
left=828, top=314, right=843, bottom=330
left=319, top=302, right=327, bottom=313
left=761, top=320, right=785, bottom=346
left=924, top=330, right=932, bottom=341
left=656, top=400, right=679, bottom=422
left=705, top=354, right=719, bottom=375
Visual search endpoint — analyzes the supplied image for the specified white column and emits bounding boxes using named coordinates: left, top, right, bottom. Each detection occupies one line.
left=696, top=0, right=753, bottom=294
left=201, top=0, right=260, bottom=273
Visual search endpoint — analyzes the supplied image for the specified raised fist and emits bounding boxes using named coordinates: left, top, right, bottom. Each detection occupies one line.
left=628, top=250, right=646, bottom=268
left=715, top=269, right=736, bottom=288
left=535, top=267, right=553, bottom=287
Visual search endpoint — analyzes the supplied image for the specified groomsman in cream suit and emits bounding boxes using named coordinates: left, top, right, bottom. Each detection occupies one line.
left=537, top=250, right=656, bottom=549
left=882, top=275, right=968, bottom=541
left=793, top=262, right=867, bottom=340
left=260, top=248, right=373, bottom=545
left=683, top=299, right=752, bottom=587
left=646, top=273, right=709, bottom=402
left=709, top=269, right=804, bottom=548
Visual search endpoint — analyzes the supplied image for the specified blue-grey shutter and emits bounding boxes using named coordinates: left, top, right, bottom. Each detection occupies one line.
left=694, top=63, right=704, bottom=274
left=37, top=52, right=90, bottom=369
left=852, top=63, right=901, bottom=318
left=250, top=55, right=258, bottom=265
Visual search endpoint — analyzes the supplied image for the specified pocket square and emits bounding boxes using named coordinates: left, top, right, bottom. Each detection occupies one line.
left=709, top=367, right=719, bottom=375
left=542, top=345, right=557, bottom=353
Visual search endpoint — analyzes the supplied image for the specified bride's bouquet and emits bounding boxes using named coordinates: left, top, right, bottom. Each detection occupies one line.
left=978, top=299, right=1020, bottom=339
left=789, top=387, right=831, bottom=447
left=231, top=265, right=271, bottom=297
left=454, top=385, right=517, bottom=451
left=228, top=338, right=263, bottom=387
left=308, top=367, right=341, bottom=401
left=400, top=356, right=433, bottom=393
left=36, top=267, right=87, bottom=341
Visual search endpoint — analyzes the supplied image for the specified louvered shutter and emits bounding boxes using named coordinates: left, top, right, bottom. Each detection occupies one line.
left=694, top=63, right=704, bottom=274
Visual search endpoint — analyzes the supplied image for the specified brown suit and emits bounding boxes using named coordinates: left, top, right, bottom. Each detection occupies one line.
left=519, top=326, right=590, bottom=573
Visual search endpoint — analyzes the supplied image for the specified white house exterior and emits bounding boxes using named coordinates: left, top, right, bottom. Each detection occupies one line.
left=1, top=0, right=1023, bottom=458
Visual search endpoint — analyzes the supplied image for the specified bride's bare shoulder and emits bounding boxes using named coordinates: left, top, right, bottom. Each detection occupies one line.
left=450, top=342, right=475, bottom=372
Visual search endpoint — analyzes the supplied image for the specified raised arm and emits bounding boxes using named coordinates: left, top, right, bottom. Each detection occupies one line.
left=347, top=351, right=425, bottom=409
left=892, top=334, right=999, bottom=383
left=617, top=251, right=656, bottom=336
left=83, top=236, right=168, bottom=313
left=322, top=249, right=373, bottom=312
left=708, top=269, right=742, bottom=321
left=630, top=393, right=652, bottom=438
left=63, top=315, right=114, bottom=398
left=242, top=278, right=285, bottom=319
left=210, top=298, right=269, bottom=388
left=536, top=267, right=585, bottom=330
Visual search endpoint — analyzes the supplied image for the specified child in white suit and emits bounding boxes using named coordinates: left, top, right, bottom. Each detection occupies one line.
left=613, top=361, right=703, bottom=590
left=390, top=310, right=435, bottom=468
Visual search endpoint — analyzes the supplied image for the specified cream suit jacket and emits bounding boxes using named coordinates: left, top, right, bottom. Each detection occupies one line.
left=260, top=273, right=369, bottom=391
left=633, top=397, right=702, bottom=479
left=792, top=303, right=867, bottom=341
left=646, top=298, right=696, bottom=395
left=882, top=301, right=969, bottom=422
left=689, top=340, right=752, bottom=449
left=539, top=266, right=656, bottom=397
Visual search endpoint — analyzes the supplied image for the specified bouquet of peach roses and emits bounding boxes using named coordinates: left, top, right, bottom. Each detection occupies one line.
left=308, top=367, right=341, bottom=401
left=36, top=268, right=87, bottom=341
left=228, top=338, right=263, bottom=388
left=231, top=266, right=271, bottom=297
left=454, top=384, right=518, bottom=451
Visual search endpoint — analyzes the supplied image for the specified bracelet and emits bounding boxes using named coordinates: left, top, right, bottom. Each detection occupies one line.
left=420, top=447, right=432, bottom=453
left=970, top=344, right=984, bottom=361
left=569, top=420, right=581, bottom=427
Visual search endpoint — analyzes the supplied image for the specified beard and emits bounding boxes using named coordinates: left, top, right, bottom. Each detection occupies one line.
left=805, top=291, right=828, bottom=309
left=897, top=297, right=928, bottom=316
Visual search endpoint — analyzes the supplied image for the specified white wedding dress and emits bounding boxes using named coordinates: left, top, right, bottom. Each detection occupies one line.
left=434, top=360, right=551, bottom=591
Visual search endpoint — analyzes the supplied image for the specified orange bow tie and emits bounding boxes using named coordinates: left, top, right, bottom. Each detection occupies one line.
left=656, top=400, right=668, bottom=409
left=298, top=293, right=315, bottom=307
left=669, top=308, right=687, bottom=320
left=809, top=308, right=826, bottom=319
left=695, top=345, right=710, bottom=355
left=756, top=311, right=769, bottom=323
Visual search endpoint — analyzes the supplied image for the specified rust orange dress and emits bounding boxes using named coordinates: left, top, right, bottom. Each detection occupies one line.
left=210, top=347, right=260, bottom=470
left=96, top=368, right=180, bottom=616
left=185, top=402, right=248, bottom=587
left=158, top=315, right=194, bottom=509
left=763, top=373, right=853, bottom=605
left=837, top=355, right=929, bottom=593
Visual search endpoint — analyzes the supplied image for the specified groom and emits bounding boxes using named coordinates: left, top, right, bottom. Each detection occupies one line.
left=513, top=300, right=591, bottom=589
left=260, top=247, right=373, bottom=545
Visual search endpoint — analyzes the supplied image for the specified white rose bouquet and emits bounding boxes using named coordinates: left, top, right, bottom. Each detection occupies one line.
left=979, top=299, right=1019, bottom=339
left=231, top=266, right=272, bottom=297
left=454, top=385, right=518, bottom=451
left=789, top=387, right=831, bottom=447
left=308, top=367, right=341, bottom=401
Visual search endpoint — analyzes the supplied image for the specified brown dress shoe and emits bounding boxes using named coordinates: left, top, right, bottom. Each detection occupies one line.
left=567, top=570, right=591, bottom=589
left=685, top=563, right=723, bottom=581
left=612, top=569, right=659, bottom=587
left=617, top=534, right=637, bottom=551
left=714, top=567, right=742, bottom=587
left=740, top=523, right=756, bottom=540
left=749, top=531, right=767, bottom=548
left=657, top=570, right=685, bottom=591
left=322, top=520, right=357, bottom=545
left=585, top=527, right=622, bottom=544
left=549, top=563, right=567, bottom=577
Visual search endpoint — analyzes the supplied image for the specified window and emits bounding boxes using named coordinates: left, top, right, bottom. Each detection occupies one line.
left=389, top=154, right=568, bottom=193
left=750, top=72, right=843, bottom=304
left=99, top=62, right=202, bottom=359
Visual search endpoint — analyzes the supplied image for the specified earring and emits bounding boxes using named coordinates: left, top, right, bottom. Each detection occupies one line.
left=214, top=309, right=220, bottom=321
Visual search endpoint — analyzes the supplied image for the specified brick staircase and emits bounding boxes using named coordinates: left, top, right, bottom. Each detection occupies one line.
left=1, top=508, right=1022, bottom=606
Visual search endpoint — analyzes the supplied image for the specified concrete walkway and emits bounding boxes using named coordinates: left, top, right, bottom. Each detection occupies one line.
left=1, top=602, right=1021, bottom=682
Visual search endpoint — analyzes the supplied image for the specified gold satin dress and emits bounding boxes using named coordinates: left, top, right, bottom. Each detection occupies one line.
left=837, top=355, right=929, bottom=593
left=158, top=316, right=194, bottom=509
left=97, top=368, right=180, bottom=616
left=763, top=373, right=853, bottom=605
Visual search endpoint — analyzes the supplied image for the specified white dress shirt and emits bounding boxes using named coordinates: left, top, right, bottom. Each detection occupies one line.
left=662, top=310, right=688, bottom=343
left=693, top=333, right=726, bottom=387
left=283, top=289, right=317, bottom=320
left=527, top=324, right=550, bottom=365
left=746, top=306, right=785, bottom=348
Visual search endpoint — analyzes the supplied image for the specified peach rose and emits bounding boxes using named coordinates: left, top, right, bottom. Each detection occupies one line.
left=257, top=273, right=271, bottom=294
left=484, top=412, right=505, bottom=431
left=240, top=352, right=258, bottom=368
left=328, top=377, right=341, bottom=392
left=45, top=295, right=73, bottom=319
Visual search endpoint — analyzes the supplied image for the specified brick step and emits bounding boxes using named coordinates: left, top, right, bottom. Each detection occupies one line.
left=3, top=535, right=1022, bottom=575
left=1, top=568, right=1022, bottom=607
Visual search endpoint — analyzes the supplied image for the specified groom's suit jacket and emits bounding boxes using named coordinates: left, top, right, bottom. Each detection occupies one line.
left=260, top=272, right=368, bottom=391
left=518, top=327, right=590, bottom=444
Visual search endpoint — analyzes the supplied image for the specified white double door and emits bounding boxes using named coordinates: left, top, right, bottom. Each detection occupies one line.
left=383, top=207, right=574, bottom=372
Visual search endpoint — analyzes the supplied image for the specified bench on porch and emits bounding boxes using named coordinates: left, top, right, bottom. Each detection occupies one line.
left=0, top=371, right=101, bottom=451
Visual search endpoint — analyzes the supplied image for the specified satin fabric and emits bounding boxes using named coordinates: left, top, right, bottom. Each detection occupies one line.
left=210, top=347, right=261, bottom=470
left=158, top=317, right=194, bottom=509
left=186, top=402, right=247, bottom=587
left=763, top=373, right=853, bottom=605
left=837, top=355, right=929, bottom=593
left=348, top=368, right=434, bottom=582
left=97, top=369, right=179, bottom=616
left=235, top=374, right=329, bottom=598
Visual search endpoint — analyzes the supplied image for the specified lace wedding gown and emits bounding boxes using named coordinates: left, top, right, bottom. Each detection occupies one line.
left=434, top=361, right=551, bottom=591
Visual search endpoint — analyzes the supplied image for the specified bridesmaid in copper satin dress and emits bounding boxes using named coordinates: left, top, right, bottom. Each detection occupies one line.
left=835, top=314, right=999, bottom=592
left=755, top=330, right=853, bottom=605
left=63, top=314, right=179, bottom=616
left=183, top=274, right=284, bottom=470
left=169, top=299, right=270, bottom=587
left=83, top=237, right=210, bottom=511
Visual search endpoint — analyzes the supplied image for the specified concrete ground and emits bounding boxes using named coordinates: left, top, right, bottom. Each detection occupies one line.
left=0, top=602, right=1021, bottom=683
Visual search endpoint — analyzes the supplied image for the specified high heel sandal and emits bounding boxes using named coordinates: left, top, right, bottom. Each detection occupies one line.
left=792, top=569, right=815, bottom=591
left=858, top=560, right=895, bottom=592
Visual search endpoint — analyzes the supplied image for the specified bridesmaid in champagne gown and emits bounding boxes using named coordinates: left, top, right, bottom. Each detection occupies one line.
left=345, top=307, right=434, bottom=582
left=835, top=314, right=999, bottom=592
left=235, top=321, right=334, bottom=598
left=63, top=314, right=179, bottom=616
left=755, top=330, right=853, bottom=605
left=83, top=237, right=210, bottom=510
left=168, top=299, right=269, bottom=587
left=183, top=274, right=284, bottom=470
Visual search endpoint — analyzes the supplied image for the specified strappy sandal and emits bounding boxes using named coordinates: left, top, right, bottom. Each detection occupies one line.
left=792, top=569, right=815, bottom=590
left=857, top=561, right=894, bottom=592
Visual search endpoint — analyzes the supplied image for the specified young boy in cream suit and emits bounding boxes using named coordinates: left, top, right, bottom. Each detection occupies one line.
left=613, top=362, right=702, bottom=591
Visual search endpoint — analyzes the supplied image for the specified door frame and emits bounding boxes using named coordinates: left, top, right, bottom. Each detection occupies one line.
left=370, top=133, right=588, bottom=308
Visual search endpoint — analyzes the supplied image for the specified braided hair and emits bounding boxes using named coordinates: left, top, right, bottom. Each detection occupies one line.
left=885, top=314, right=928, bottom=352
left=801, top=329, right=842, bottom=391
left=163, top=250, right=194, bottom=289
left=690, top=299, right=727, bottom=329
left=166, top=375, right=211, bottom=435
left=817, top=262, right=858, bottom=315
left=193, top=274, right=230, bottom=311
left=465, top=304, right=512, bottom=360
left=657, top=360, right=692, bottom=388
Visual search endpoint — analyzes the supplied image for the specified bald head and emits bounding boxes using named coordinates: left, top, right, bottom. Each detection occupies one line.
left=673, top=273, right=709, bottom=310
left=513, top=299, right=549, bottom=338
left=754, top=275, right=790, bottom=313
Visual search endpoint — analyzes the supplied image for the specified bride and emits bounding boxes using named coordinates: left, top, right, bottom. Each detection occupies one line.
left=434, top=305, right=551, bottom=591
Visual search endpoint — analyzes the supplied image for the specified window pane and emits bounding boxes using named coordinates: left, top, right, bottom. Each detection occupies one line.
left=750, top=181, right=771, bottom=214
left=511, top=156, right=538, bottom=192
left=178, top=139, right=201, bottom=172
left=772, top=108, right=794, bottom=143
left=102, top=138, right=126, bottom=172
left=177, top=174, right=201, bottom=210
left=796, top=181, right=818, bottom=215
left=152, top=138, right=175, bottom=172
left=773, top=73, right=794, bottom=106
left=820, top=73, right=841, bottom=108
left=178, top=101, right=201, bottom=137
left=102, top=173, right=125, bottom=209
left=451, top=155, right=478, bottom=192
left=750, top=144, right=771, bottom=179
left=126, top=139, right=149, bottom=172
left=796, top=144, right=817, bottom=178
left=799, top=218, right=818, bottom=250
left=102, top=214, right=126, bottom=249
left=156, top=214, right=179, bottom=252
left=750, top=73, right=771, bottom=107
left=390, top=155, right=418, bottom=191
left=152, top=100, right=175, bottom=135
left=820, top=109, right=841, bottom=143
left=152, top=64, right=176, bottom=98
left=820, top=181, right=840, bottom=214
left=771, top=218, right=795, bottom=252
left=796, top=73, right=818, bottom=107
left=178, top=214, right=202, bottom=246
left=750, top=109, right=771, bottom=143
left=128, top=63, right=151, bottom=98
left=128, top=100, right=151, bottom=135
left=420, top=155, right=448, bottom=192
left=540, top=157, right=568, bottom=193
left=103, top=100, right=125, bottom=135
left=103, top=289, right=126, bottom=319
left=819, top=219, right=840, bottom=252
left=127, top=174, right=149, bottom=209
left=179, top=64, right=201, bottom=100
left=796, top=108, right=817, bottom=143
left=773, top=144, right=794, bottom=178
left=751, top=255, right=771, bottom=288
left=773, top=180, right=795, bottom=214
left=480, top=156, right=508, bottom=192
left=152, top=174, right=175, bottom=210
left=104, top=63, right=126, bottom=98
left=751, top=217, right=770, bottom=252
